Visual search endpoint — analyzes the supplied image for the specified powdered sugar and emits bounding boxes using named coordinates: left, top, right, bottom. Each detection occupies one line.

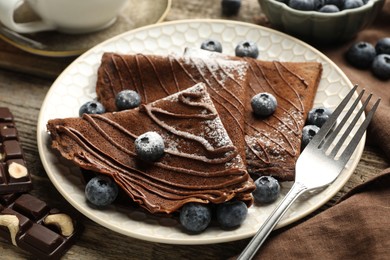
left=148, top=83, right=243, bottom=168
left=182, top=48, right=248, bottom=83
left=203, top=117, right=231, bottom=148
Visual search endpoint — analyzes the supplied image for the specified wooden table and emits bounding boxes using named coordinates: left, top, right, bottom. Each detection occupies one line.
left=1, top=1, right=389, bottom=259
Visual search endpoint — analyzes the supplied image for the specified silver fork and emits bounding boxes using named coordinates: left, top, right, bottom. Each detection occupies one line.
left=238, top=85, right=380, bottom=260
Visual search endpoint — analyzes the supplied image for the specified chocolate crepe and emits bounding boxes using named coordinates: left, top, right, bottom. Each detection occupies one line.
left=236, top=58, right=321, bottom=181
left=47, top=84, right=255, bottom=214
left=96, top=52, right=249, bottom=161
left=97, top=50, right=322, bottom=181
left=183, top=48, right=322, bottom=180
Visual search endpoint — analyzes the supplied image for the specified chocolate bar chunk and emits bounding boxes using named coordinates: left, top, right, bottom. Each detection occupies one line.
left=0, top=192, right=20, bottom=205
left=0, top=193, right=82, bottom=259
left=0, top=107, right=33, bottom=194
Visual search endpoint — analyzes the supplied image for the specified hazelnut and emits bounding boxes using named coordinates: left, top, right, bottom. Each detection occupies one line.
left=44, top=213, right=74, bottom=236
left=8, top=162, right=28, bottom=179
left=0, top=214, right=19, bottom=246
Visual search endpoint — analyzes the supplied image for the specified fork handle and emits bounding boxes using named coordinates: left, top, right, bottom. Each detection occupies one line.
left=237, top=182, right=308, bottom=260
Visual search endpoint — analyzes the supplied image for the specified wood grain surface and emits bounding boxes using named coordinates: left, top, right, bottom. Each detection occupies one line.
left=0, top=0, right=388, bottom=259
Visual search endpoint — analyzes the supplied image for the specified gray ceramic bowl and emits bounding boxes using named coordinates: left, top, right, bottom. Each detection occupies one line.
left=258, top=0, right=385, bottom=44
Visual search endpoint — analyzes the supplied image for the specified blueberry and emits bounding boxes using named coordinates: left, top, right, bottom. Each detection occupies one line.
left=346, top=42, right=376, bottom=69
left=216, top=201, right=248, bottom=229
left=200, top=39, right=223, bottom=53
left=372, top=54, right=390, bottom=80
left=221, top=0, right=241, bottom=16
left=301, top=125, right=320, bottom=150
left=253, top=176, right=280, bottom=204
left=375, top=37, right=390, bottom=55
left=251, top=92, right=277, bottom=117
left=115, top=90, right=141, bottom=111
left=307, top=107, right=332, bottom=127
left=324, top=0, right=344, bottom=8
left=179, top=203, right=212, bottom=233
left=343, top=0, right=364, bottom=9
left=318, top=4, right=340, bottom=12
left=79, top=101, right=105, bottom=116
left=289, top=0, right=318, bottom=10
left=235, top=41, right=259, bottom=59
left=135, top=131, right=165, bottom=162
left=85, top=175, right=119, bottom=207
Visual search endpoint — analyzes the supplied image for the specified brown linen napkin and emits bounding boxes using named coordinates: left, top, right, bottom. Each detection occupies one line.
left=251, top=170, right=390, bottom=260
left=245, top=2, right=390, bottom=259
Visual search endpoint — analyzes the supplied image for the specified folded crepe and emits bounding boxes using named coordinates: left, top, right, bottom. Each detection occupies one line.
left=183, top=49, right=322, bottom=181
left=96, top=50, right=322, bottom=181
left=242, top=58, right=322, bottom=181
left=47, top=83, right=255, bottom=214
left=96, top=52, right=249, bottom=161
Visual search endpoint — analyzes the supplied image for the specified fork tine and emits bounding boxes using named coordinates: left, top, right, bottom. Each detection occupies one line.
left=328, top=92, right=371, bottom=158
left=338, top=98, right=380, bottom=165
left=309, top=84, right=358, bottom=148
left=321, top=88, right=365, bottom=151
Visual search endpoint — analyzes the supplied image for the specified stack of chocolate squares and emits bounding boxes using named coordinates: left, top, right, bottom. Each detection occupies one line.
left=0, top=107, right=82, bottom=259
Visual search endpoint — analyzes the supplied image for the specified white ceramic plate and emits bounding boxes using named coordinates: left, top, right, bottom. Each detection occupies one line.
left=37, top=20, right=364, bottom=245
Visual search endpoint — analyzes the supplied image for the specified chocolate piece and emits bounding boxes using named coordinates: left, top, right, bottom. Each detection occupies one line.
left=47, top=84, right=255, bottom=214
left=0, top=193, right=82, bottom=259
left=0, top=193, right=20, bottom=205
left=0, top=107, right=33, bottom=194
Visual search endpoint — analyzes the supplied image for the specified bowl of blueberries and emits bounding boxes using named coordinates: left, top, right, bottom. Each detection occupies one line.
left=258, top=0, right=385, bottom=44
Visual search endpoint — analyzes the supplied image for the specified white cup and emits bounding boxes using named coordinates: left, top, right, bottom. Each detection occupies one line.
left=0, top=0, right=128, bottom=34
